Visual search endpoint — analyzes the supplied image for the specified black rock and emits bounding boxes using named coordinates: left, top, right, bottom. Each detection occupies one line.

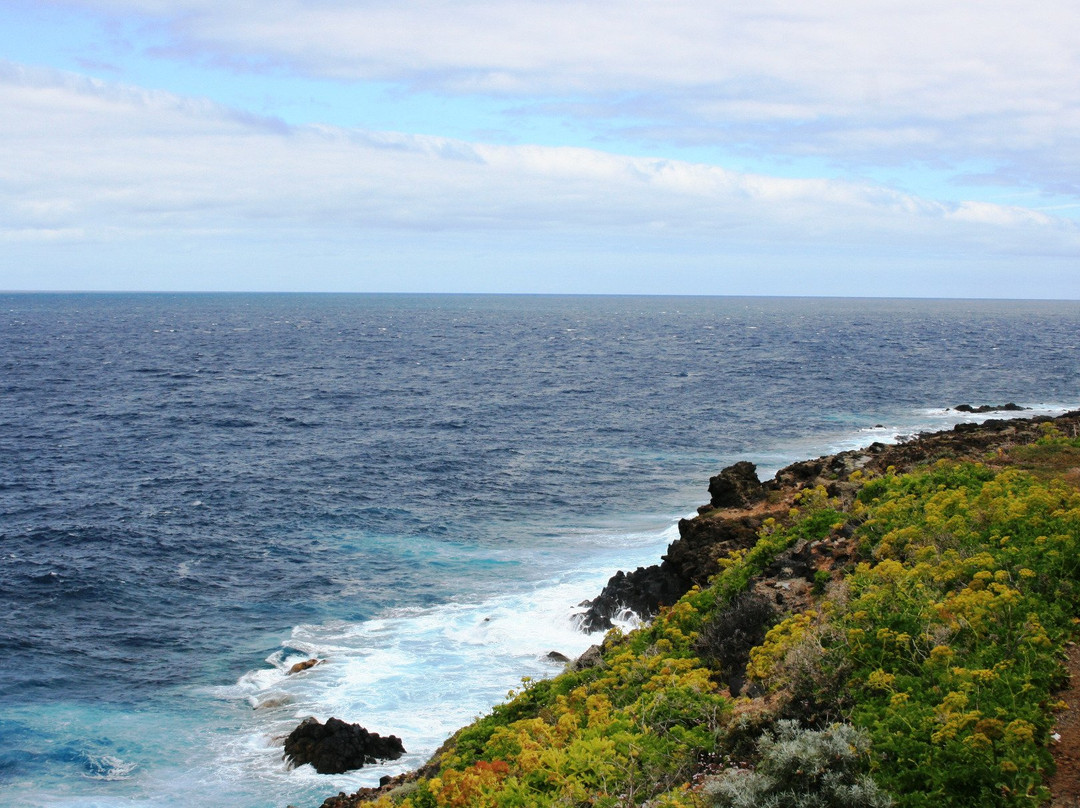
left=577, top=564, right=685, bottom=632
left=284, top=717, right=405, bottom=775
left=953, top=402, right=1027, bottom=413
left=707, top=461, right=765, bottom=509
left=579, top=513, right=763, bottom=632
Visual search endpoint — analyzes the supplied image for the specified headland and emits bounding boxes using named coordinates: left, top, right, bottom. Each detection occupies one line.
left=308, top=407, right=1080, bottom=808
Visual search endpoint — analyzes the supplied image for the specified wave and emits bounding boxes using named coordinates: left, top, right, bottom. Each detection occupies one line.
left=80, top=754, right=138, bottom=782
left=206, top=529, right=669, bottom=797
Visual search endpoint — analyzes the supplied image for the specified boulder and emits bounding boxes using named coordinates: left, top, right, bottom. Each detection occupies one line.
left=284, top=717, right=405, bottom=775
left=667, top=514, right=762, bottom=584
left=570, top=644, right=605, bottom=672
left=707, top=461, right=766, bottom=509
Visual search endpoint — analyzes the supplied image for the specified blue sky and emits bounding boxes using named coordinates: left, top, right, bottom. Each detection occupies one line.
left=1, top=0, right=1078, bottom=296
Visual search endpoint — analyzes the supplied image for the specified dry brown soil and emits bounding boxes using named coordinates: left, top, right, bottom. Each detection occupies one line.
left=1050, top=643, right=1080, bottom=807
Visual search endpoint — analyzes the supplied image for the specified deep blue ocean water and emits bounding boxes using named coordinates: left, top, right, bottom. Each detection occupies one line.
left=1, top=293, right=1078, bottom=807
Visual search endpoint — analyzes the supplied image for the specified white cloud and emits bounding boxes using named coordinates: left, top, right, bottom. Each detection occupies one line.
left=36, top=0, right=1079, bottom=201
left=2, top=59, right=1077, bottom=268
left=51, top=2, right=1079, bottom=119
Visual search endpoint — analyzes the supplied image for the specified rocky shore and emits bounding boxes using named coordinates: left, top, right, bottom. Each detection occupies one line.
left=580, top=405, right=1072, bottom=631
left=306, top=406, right=1080, bottom=808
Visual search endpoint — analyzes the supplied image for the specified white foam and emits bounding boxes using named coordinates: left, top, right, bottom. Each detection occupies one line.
left=81, top=754, right=138, bottom=782
left=202, top=525, right=673, bottom=799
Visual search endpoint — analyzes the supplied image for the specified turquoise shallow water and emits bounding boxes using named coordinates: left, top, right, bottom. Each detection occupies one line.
left=1, top=293, right=1078, bottom=806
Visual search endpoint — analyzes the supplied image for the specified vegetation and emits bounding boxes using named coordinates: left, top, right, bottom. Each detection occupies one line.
left=702, top=721, right=892, bottom=808
left=357, top=427, right=1080, bottom=808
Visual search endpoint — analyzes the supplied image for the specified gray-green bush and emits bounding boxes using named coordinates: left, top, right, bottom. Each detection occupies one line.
left=703, top=720, right=892, bottom=808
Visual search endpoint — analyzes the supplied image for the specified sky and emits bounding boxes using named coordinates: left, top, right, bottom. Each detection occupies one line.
left=1, top=0, right=1079, bottom=296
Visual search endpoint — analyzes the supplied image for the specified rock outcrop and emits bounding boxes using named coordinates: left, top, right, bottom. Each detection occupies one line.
left=952, top=402, right=1027, bottom=413
left=284, top=717, right=405, bottom=775
left=580, top=411, right=1080, bottom=633
left=578, top=504, right=768, bottom=631
left=706, top=460, right=766, bottom=509
left=570, top=644, right=605, bottom=671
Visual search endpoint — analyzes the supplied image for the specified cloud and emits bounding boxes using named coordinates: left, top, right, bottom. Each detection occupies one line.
left=2, top=59, right=1076, bottom=268
left=47, top=1, right=1080, bottom=167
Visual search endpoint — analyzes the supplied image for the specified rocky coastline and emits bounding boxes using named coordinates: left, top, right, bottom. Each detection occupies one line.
left=304, top=405, right=1080, bottom=808
left=579, top=403, right=1064, bottom=632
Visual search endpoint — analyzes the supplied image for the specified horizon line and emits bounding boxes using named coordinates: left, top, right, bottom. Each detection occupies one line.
left=2, top=289, right=1078, bottom=303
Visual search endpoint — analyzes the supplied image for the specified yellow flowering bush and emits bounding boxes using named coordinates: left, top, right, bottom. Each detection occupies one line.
left=832, top=460, right=1080, bottom=806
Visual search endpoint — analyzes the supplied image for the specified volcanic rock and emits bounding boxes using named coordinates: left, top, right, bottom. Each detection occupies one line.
left=578, top=513, right=764, bottom=631
left=706, top=461, right=766, bottom=509
left=284, top=717, right=405, bottom=775
left=570, top=644, right=605, bottom=671
left=953, top=403, right=1027, bottom=413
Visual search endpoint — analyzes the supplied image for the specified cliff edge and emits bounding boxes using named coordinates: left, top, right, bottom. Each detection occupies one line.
left=310, top=408, right=1080, bottom=808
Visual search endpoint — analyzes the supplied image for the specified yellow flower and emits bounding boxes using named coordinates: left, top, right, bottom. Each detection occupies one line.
left=867, top=669, right=896, bottom=692
left=1004, top=719, right=1035, bottom=745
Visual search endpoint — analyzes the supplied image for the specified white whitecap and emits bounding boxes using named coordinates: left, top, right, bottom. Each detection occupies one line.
left=81, top=754, right=138, bottom=781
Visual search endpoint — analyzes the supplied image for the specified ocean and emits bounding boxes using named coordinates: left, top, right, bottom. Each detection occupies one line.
left=1, top=293, right=1077, bottom=807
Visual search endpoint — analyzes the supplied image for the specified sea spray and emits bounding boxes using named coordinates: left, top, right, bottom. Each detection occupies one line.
left=206, top=524, right=676, bottom=801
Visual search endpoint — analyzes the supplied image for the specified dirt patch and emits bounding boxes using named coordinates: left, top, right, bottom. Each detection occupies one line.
left=1049, top=642, right=1080, bottom=807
